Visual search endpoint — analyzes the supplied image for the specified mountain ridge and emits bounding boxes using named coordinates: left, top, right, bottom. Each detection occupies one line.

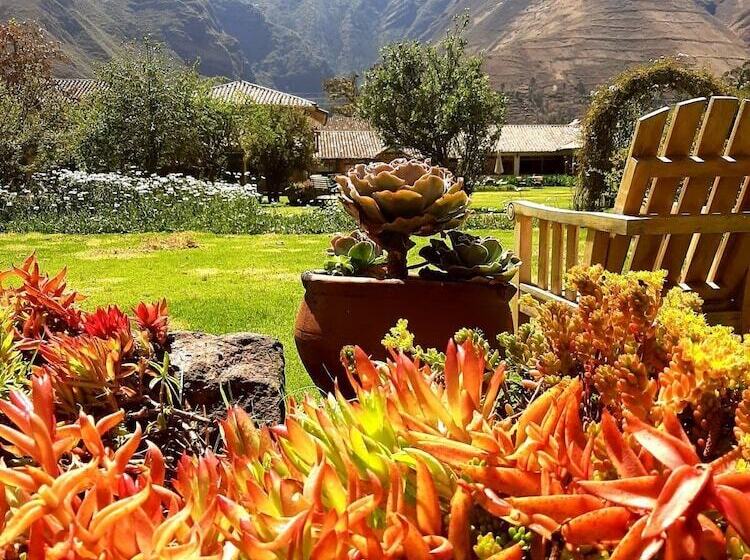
left=2, top=0, right=750, bottom=121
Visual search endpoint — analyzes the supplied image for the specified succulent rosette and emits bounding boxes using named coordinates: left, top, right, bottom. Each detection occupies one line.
left=335, top=158, right=469, bottom=237
left=335, top=158, right=470, bottom=277
left=324, top=230, right=387, bottom=277
left=419, top=230, right=521, bottom=281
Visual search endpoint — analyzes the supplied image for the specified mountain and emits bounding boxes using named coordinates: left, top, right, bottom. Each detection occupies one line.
left=3, top=0, right=750, bottom=121
left=254, top=0, right=750, bottom=122
left=0, top=0, right=333, bottom=95
left=460, top=0, right=750, bottom=121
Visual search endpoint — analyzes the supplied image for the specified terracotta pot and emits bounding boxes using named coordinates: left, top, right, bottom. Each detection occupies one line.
left=294, top=272, right=516, bottom=395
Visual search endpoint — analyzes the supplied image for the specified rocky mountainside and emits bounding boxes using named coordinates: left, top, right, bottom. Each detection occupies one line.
left=3, top=0, right=750, bottom=121
left=0, top=0, right=332, bottom=94
left=462, top=0, right=750, bottom=121
left=255, top=0, right=750, bottom=121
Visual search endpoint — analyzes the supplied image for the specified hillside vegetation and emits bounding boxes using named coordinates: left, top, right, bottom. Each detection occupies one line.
left=3, top=0, right=750, bottom=120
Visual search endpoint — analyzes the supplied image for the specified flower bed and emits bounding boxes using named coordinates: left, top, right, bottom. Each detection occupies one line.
left=1, top=257, right=750, bottom=558
left=0, top=170, right=355, bottom=234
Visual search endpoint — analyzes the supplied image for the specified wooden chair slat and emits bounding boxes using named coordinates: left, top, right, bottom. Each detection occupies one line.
left=606, top=106, right=670, bottom=272
left=516, top=215, right=533, bottom=284
left=537, top=220, right=550, bottom=291
left=550, top=222, right=563, bottom=295
left=514, top=215, right=533, bottom=328
left=658, top=97, right=739, bottom=283
left=631, top=98, right=707, bottom=271
left=685, top=100, right=750, bottom=283
left=564, top=225, right=579, bottom=300
left=712, top=181, right=750, bottom=292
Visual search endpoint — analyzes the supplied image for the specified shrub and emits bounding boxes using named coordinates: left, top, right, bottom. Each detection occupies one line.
left=73, top=40, right=240, bottom=178
left=0, top=170, right=355, bottom=234
left=473, top=175, right=576, bottom=191
left=238, top=104, right=317, bottom=201
left=2, top=261, right=750, bottom=558
left=0, top=21, right=72, bottom=185
left=358, top=14, right=506, bottom=187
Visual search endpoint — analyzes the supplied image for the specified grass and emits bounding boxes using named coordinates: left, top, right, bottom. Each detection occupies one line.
left=0, top=187, right=570, bottom=394
left=271, top=187, right=573, bottom=216
left=471, top=187, right=573, bottom=211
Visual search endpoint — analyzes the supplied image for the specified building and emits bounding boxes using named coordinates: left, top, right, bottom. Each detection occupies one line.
left=315, top=117, right=582, bottom=176
left=54, top=78, right=105, bottom=101
left=493, top=123, right=581, bottom=175
left=210, top=80, right=328, bottom=125
left=315, top=116, right=415, bottom=173
left=53, top=78, right=329, bottom=124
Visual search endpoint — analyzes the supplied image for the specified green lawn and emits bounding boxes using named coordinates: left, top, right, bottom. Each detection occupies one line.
left=0, top=188, right=568, bottom=394
left=471, top=187, right=573, bottom=211
left=270, top=187, right=573, bottom=216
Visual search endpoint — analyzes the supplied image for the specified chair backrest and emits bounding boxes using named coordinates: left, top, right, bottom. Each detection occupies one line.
left=585, top=96, right=750, bottom=314
left=514, top=96, right=750, bottom=332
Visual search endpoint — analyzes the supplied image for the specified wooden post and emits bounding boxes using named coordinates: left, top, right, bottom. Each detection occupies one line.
left=514, top=215, right=533, bottom=327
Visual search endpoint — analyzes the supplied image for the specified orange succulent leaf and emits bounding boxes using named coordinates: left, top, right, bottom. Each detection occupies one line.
left=561, top=506, right=633, bottom=545
left=578, top=475, right=664, bottom=510
left=714, top=484, right=750, bottom=546
left=486, top=542, right=524, bottom=560
left=504, top=494, right=605, bottom=524
left=643, top=463, right=711, bottom=538
left=625, top=411, right=700, bottom=469
left=662, top=517, right=702, bottom=560
left=463, top=465, right=541, bottom=497
left=415, top=458, right=441, bottom=536
left=447, top=486, right=472, bottom=560
left=601, top=411, right=647, bottom=477
left=609, top=516, right=663, bottom=560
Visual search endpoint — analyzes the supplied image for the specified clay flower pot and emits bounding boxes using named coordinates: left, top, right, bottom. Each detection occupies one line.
left=294, top=272, right=516, bottom=395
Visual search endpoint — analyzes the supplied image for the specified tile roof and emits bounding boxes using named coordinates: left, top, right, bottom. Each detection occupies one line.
left=210, top=80, right=313, bottom=107
left=494, top=124, right=582, bottom=154
left=211, top=81, right=328, bottom=124
left=316, top=129, right=390, bottom=160
left=54, top=78, right=104, bottom=101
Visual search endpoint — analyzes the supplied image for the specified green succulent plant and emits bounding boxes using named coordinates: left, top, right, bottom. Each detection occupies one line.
left=324, top=230, right=387, bottom=277
left=335, top=158, right=469, bottom=278
left=418, top=230, right=521, bottom=281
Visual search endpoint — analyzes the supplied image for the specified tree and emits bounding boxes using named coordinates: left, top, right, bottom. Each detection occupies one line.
left=74, top=40, right=214, bottom=175
left=323, top=73, right=360, bottom=116
left=724, top=61, right=750, bottom=98
left=575, top=58, right=731, bottom=210
left=357, top=15, right=505, bottom=186
left=238, top=105, right=316, bottom=201
left=191, top=92, right=242, bottom=180
left=0, top=20, right=70, bottom=185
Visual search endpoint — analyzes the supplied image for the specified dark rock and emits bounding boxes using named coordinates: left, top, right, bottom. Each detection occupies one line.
left=167, top=331, right=285, bottom=426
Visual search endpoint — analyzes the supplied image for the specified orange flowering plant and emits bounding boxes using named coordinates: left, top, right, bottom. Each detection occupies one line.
left=2, top=257, right=750, bottom=559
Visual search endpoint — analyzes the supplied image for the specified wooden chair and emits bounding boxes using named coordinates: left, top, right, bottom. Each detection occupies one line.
left=509, top=96, right=750, bottom=332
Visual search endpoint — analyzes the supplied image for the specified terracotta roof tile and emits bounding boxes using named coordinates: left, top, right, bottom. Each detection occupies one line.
left=316, top=129, right=389, bottom=160
left=211, top=80, right=315, bottom=107
left=494, top=124, right=582, bottom=153
left=54, top=78, right=104, bottom=101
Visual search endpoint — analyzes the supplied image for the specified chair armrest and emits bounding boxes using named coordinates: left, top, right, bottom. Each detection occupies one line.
left=507, top=201, right=750, bottom=236
left=507, top=201, right=636, bottom=235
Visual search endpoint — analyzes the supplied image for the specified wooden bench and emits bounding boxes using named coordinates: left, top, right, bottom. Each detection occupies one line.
left=309, top=175, right=338, bottom=206
left=510, top=96, right=750, bottom=332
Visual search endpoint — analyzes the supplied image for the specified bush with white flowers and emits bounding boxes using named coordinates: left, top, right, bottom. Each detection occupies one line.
left=0, top=170, right=354, bottom=234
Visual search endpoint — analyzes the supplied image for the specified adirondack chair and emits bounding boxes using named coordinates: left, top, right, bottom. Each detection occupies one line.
left=509, top=96, right=750, bottom=332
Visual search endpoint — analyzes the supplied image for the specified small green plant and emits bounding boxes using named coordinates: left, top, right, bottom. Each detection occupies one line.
left=324, top=230, right=387, bottom=277
left=419, top=230, right=521, bottom=281
left=0, top=306, right=27, bottom=398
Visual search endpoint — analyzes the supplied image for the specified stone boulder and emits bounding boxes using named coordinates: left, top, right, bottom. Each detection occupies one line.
left=167, top=331, right=285, bottom=426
